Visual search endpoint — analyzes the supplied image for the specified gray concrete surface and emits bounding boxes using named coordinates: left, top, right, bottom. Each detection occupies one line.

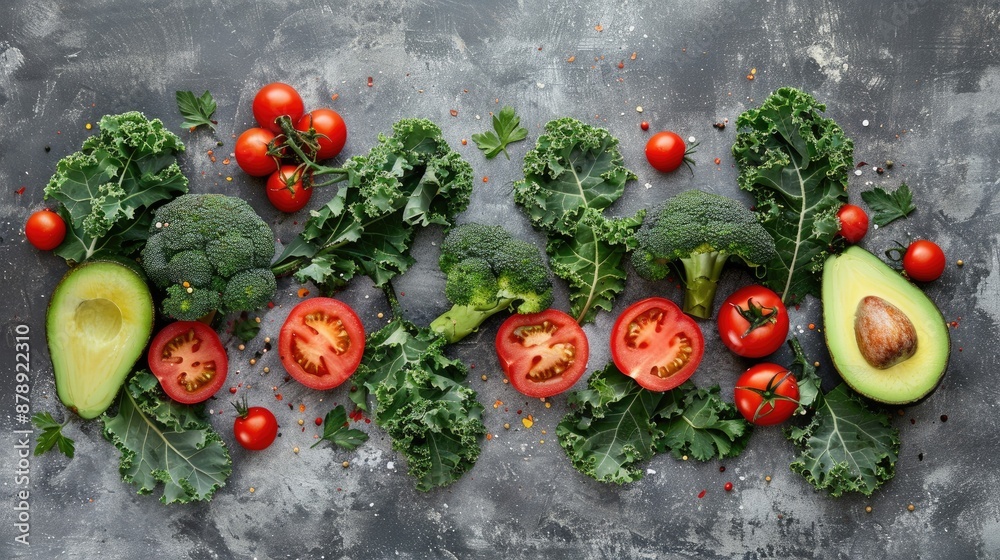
left=1, top=0, right=997, bottom=558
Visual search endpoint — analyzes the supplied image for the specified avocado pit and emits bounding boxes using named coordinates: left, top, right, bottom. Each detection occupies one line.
left=854, top=295, right=917, bottom=369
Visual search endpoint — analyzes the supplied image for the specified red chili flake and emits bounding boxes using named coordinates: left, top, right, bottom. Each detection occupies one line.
left=617, top=61, right=624, bottom=69
left=275, top=393, right=283, bottom=401
left=482, top=176, right=489, bottom=183
left=331, top=93, right=340, bottom=101
left=594, top=24, right=604, bottom=32
left=297, top=287, right=310, bottom=298
left=367, top=77, right=374, bottom=87
left=724, top=482, right=734, bottom=492
left=713, top=122, right=726, bottom=130
left=229, top=387, right=237, bottom=394
left=315, top=417, right=323, bottom=426
left=15, top=187, right=25, bottom=195
left=640, top=121, right=649, bottom=131
left=567, top=56, right=576, bottom=63
left=719, top=466, right=726, bottom=472
left=856, top=161, right=868, bottom=168
left=364, top=418, right=371, bottom=424
left=714, top=158, right=721, bottom=165
left=349, top=408, right=364, bottom=422
left=697, top=490, right=707, bottom=499
left=450, top=109, right=459, bottom=117
left=461, top=139, right=468, bottom=145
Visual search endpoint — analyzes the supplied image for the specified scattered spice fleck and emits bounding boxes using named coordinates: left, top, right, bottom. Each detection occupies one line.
left=342, top=461, right=350, bottom=468
left=630, top=52, right=637, bottom=60
left=297, top=287, right=310, bottom=298
left=249, top=358, right=257, bottom=366
left=297, top=419, right=305, bottom=426
left=567, top=55, right=576, bottom=63
left=636, top=106, right=643, bottom=113
left=682, top=455, right=689, bottom=461
left=640, top=121, right=650, bottom=131
left=876, top=167, right=885, bottom=174
left=293, top=447, right=300, bottom=454
left=956, top=259, right=964, bottom=267
left=249, top=487, right=255, bottom=493
left=594, top=24, right=604, bottom=32
left=724, top=482, right=734, bottom=492
left=865, top=506, right=873, bottom=513
left=713, top=122, right=726, bottom=130
left=229, top=387, right=237, bottom=394
left=15, top=187, right=25, bottom=195
left=765, top=475, right=772, bottom=483
left=714, top=157, right=721, bottom=165
left=493, top=400, right=503, bottom=409
left=544, top=402, right=551, bottom=409
left=482, top=176, right=489, bottom=183
left=298, top=404, right=306, bottom=413
left=697, top=490, right=707, bottom=499
left=862, top=119, right=870, bottom=127
left=315, top=417, right=323, bottom=426
left=275, top=393, right=283, bottom=401
left=486, top=433, right=493, bottom=441
left=503, top=423, right=510, bottom=430
left=331, top=93, right=340, bottom=101
left=461, top=139, right=467, bottom=146
left=450, top=109, right=459, bottom=117
left=522, top=415, right=534, bottom=429
left=808, top=323, right=816, bottom=330
left=481, top=374, right=488, bottom=381
left=617, top=60, right=624, bottom=69
left=940, top=414, right=948, bottom=422
left=719, top=466, right=726, bottom=472
left=907, top=503, right=915, bottom=512
left=367, top=77, right=373, bottom=87
left=85, top=123, right=93, bottom=130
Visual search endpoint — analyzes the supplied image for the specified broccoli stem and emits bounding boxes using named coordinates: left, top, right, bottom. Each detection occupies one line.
left=429, top=299, right=515, bottom=344
left=679, top=251, right=730, bottom=319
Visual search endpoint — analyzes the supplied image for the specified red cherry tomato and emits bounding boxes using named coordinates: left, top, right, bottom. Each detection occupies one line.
left=717, top=285, right=789, bottom=358
left=266, top=165, right=313, bottom=213
left=278, top=297, right=365, bottom=390
left=295, top=108, right=347, bottom=160
left=25, top=209, right=67, bottom=251
left=495, top=309, right=589, bottom=398
left=610, top=297, right=704, bottom=392
left=147, top=321, right=228, bottom=404
left=734, top=363, right=800, bottom=426
left=234, top=127, right=280, bottom=177
left=233, top=401, right=278, bottom=451
left=252, top=82, right=305, bottom=133
left=837, top=203, right=869, bottom=244
left=645, top=131, right=689, bottom=173
left=903, top=239, right=946, bottom=282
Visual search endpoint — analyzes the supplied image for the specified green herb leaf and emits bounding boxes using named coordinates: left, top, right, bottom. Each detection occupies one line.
left=232, top=314, right=261, bottom=343
left=472, top=106, right=529, bottom=159
left=175, top=90, right=218, bottom=131
left=43, top=112, right=188, bottom=264
left=352, top=317, right=485, bottom=491
left=102, top=370, right=231, bottom=504
left=786, top=384, right=899, bottom=497
left=312, top=405, right=369, bottom=450
left=656, top=385, right=752, bottom=461
left=272, top=119, right=473, bottom=294
left=31, top=412, right=75, bottom=458
left=788, top=337, right=822, bottom=412
left=732, top=87, right=853, bottom=303
left=860, top=184, right=916, bottom=227
left=514, top=118, right=640, bottom=323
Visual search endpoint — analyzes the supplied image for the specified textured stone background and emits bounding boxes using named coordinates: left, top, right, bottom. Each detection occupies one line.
left=1, top=0, right=998, bottom=558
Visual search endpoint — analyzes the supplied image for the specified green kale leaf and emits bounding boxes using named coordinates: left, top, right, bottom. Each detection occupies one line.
left=786, top=384, right=899, bottom=497
left=102, top=370, right=231, bottom=504
left=272, top=119, right=473, bottom=294
left=43, top=112, right=188, bottom=264
left=861, top=183, right=916, bottom=227
left=472, top=105, right=529, bottom=159
left=351, top=317, right=485, bottom=491
left=732, top=87, right=853, bottom=303
left=514, top=117, right=641, bottom=322
left=656, top=385, right=752, bottom=461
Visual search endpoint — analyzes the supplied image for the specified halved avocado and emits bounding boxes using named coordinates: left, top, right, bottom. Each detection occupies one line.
left=47, top=259, right=154, bottom=419
left=822, top=246, right=949, bottom=404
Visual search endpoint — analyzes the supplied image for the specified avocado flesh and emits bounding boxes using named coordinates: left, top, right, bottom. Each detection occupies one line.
left=822, top=246, right=949, bottom=405
left=47, top=260, right=154, bottom=419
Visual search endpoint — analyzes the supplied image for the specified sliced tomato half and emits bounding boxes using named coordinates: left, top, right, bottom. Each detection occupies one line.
left=610, top=297, right=705, bottom=392
left=148, top=321, right=228, bottom=404
left=278, top=297, right=365, bottom=390
left=495, top=309, right=589, bottom=399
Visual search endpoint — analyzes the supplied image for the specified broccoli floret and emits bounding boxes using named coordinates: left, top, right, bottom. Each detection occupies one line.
left=631, top=189, right=776, bottom=319
left=141, top=194, right=276, bottom=321
left=429, top=223, right=553, bottom=343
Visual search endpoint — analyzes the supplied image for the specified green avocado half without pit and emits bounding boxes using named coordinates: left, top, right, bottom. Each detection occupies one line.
left=822, top=246, right=949, bottom=405
left=46, top=259, right=154, bottom=419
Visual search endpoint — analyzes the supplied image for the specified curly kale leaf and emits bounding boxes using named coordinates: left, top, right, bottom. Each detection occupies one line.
left=43, top=112, right=188, bottom=264
left=732, top=87, right=853, bottom=303
left=786, top=384, right=899, bottom=497
left=557, top=365, right=751, bottom=484
left=514, top=118, right=641, bottom=322
left=351, top=317, right=485, bottom=491
left=272, top=119, right=473, bottom=294
left=102, top=370, right=231, bottom=504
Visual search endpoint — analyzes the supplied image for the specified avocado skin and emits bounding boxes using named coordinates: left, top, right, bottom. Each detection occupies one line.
left=822, top=246, right=950, bottom=405
left=46, top=258, right=155, bottom=419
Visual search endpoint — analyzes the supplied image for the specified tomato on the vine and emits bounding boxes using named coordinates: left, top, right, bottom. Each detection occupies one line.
left=147, top=321, right=228, bottom=404
left=836, top=203, right=869, bottom=244
left=903, top=239, right=945, bottom=282
left=610, top=297, right=704, bottom=392
left=233, top=398, right=278, bottom=451
left=295, top=108, right=347, bottom=160
left=717, top=285, right=789, bottom=358
left=266, top=165, right=313, bottom=213
left=235, top=127, right=280, bottom=177
left=645, top=131, right=694, bottom=173
left=25, top=209, right=67, bottom=251
left=495, top=309, right=589, bottom=398
left=278, top=297, right=365, bottom=390
left=253, top=82, right=305, bottom=133
left=734, top=363, right=800, bottom=426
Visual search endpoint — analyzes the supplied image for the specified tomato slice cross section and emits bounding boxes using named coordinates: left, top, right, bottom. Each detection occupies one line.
left=495, top=309, right=589, bottom=398
left=279, top=298, right=365, bottom=390
left=148, top=321, right=228, bottom=404
left=610, top=297, right=704, bottom=391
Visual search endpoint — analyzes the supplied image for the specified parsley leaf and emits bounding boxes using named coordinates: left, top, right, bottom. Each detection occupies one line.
left=31, top=412, right=75, bottom=458
left=472, top=106, right=529, bottom=159
left=312, top=405, right=368, bottom=450
left=102, top=370, right=231, bottom=504
left=231, top=314, right=261, bottom=342
left=860, top=183, right=916, bottom=227
left=786, top=384, right=899, bottom=497
left=175, top=90, right=218, bottom=131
